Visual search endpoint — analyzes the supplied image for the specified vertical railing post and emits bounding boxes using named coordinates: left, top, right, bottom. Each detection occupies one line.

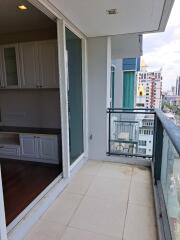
left=0, top=165, right=7, bottom=240
left=108, top=108, right=111, bottom=155
left=152, top=112, right=157, bottom=159
left=154, top=115, right=164, bottom=185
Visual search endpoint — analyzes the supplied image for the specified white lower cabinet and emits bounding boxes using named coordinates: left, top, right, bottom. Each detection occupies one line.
left=38, top=136, right=58, bottom=163
left=0, top=145, right=20, bottom=159
left=20, top=135, right=38, bottom=158
left=20, top=134, right=58, bottom=164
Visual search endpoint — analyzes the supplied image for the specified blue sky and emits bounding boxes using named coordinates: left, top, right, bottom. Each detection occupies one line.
left=143, top=0, right=180, bottom=91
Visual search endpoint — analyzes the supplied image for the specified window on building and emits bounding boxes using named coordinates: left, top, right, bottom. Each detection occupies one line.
left=123, top=71, right=135, bottom=108
left=137, top=103, right=145, bottom=107
left=139, top=140, right=147, bottom=146
left=139, top=148, right=146, bottom=154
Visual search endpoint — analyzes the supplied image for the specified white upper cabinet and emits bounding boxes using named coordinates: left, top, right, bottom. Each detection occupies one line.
left=2, top=44, right=21, bottom=88
left=19, top=42, right=39, bottom=88
left=37, top=40, right=59, bottom=88
left=0, top=40, right=59, bottom=90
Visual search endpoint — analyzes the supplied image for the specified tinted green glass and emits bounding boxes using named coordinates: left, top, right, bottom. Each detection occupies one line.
left=123, top=71, right=135, bottom=108
left=65, top=28, right=84, bottom=164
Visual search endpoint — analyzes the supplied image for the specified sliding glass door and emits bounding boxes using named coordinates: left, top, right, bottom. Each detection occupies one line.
left=65, top=28, right=84, bottom=165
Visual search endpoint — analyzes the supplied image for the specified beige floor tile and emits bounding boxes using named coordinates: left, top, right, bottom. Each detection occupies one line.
left=41, top=192, right=83, bottom=225
left=65, top=173, right=95, bottom=195
left=132, top=167, right=151, bottom=184
left=78, top=160, right=103, bottom=176
left=24, top=219, right=66, bottom=240
left=23, top=162, right=157, bottom=240
left=97, top=162, right=133, bottom=180
left=123, top=203, right=157, bottom=240
left=129, top=180, right=154, bottom=207
left=60, top=227, right=121, bottom=240
left=87, top=175, right=130, bottom=201
left=69, top=195, right=127, bottom=238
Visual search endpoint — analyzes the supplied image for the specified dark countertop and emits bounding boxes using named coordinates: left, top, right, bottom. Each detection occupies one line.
left=0, top=126, right=61, bottom=135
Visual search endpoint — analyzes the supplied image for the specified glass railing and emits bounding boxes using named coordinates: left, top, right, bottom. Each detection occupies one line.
left=107, top=108, right=155, bottom=158
left=153, top=109, right=180, bottom=240
left=161, top=132, right=180, bottom=239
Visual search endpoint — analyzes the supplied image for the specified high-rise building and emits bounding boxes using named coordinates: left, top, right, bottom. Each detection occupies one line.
left=136, top=60, right=162, bottom=109
left=176, top=76, right=180, bottom=96
left=171, top=86, right=176, bottom=96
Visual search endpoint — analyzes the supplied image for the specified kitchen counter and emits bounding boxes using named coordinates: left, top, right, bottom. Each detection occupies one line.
left=0, top=126, right=61, bottom=135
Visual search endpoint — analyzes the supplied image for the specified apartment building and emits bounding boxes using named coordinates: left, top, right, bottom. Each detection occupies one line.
left=176, top=76, right=180, bottom=96
left=136, top=68, right=163, bottom=109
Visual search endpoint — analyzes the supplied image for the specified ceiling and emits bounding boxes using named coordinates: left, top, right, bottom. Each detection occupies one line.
left=0, top=0, right=56, bottom=35
left=48, top=0, right=174, bottom=37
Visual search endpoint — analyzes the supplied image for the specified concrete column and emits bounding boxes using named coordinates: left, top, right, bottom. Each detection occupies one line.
left=87, top=36, right=111, bottom=160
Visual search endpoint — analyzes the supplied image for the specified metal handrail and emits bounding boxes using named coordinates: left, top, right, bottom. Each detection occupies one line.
left=107, top=108, right=155, bottom=114
left=155, top=109, right=180, bottom=155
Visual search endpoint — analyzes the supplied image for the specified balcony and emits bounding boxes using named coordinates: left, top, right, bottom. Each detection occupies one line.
left=22, top=108, right=180, bottom=240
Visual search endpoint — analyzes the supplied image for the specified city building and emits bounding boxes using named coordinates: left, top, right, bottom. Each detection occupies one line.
left=137, top=114, right=154, bottom=156
left=171, top=86, right=176, bottom=96
left=136, top=60, right=163, bottom=109
left=176, top=76, right=180, bottom=96
left=0, top=1, right=177, bottom=240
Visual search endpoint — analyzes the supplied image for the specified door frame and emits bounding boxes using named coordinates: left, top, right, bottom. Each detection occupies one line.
left=64, top=25, right=88, bottom=168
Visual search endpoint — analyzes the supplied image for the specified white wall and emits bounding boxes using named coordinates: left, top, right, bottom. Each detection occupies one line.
left=88, top=37, right=111, bottom=160
left=111, top=34, right=142, bottom=59
left=0, top=90, right=61, bottom=128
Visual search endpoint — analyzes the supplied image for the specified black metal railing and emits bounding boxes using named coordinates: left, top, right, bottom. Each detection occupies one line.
left=107, top=108, right=180, bottom=240
left=107, top=108, right=155, bottom=158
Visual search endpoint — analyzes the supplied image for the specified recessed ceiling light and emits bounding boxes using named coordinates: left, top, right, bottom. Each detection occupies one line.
left=106, top=9, right=118, bottom=15
left=18, top=5, right=28, bottom=10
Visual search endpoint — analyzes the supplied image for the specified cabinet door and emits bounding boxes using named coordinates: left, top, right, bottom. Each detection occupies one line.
left=19, top=42, right=39, bottom=88
left=20, top=135, right=38, bottom=158
left=38, top=40, right=59, bottom=88
left=2, top=45, right=21, bottom=88
left=0, top=145, right=20, bottom=158
left=38, top=136, right=58, bottom=163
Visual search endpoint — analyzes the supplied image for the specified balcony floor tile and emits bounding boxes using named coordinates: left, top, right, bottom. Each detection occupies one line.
left=24, top=160, right=157, bottom=240
left=123, top=203, right=157, bottom=240
left=60, top=227, right=121, bottom=240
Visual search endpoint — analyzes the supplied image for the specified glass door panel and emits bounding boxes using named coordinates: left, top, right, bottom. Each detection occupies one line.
left=65, top=28, right=84, bottom=164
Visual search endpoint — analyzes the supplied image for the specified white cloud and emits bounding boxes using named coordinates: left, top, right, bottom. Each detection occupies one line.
left=143, top=0, right=180, bottom=91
